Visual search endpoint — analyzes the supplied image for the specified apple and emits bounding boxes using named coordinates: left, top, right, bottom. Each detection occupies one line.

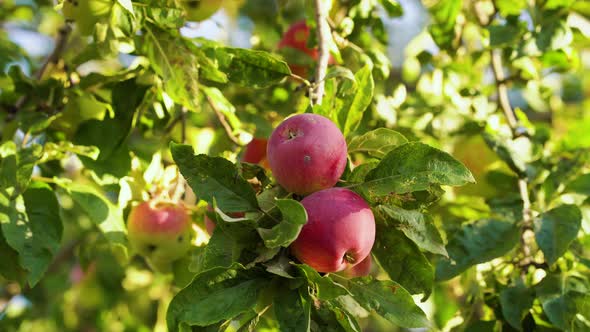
left=267, top=113, right=347, bottom=195
left=290, top=188, right=375, bottom=273
left=242, top=137, right=268, bottom=164
left=278, top=20, right=335, bottom=77
left=182, top=0, right=223, bottom=22
left=127, top=201, right=193, bottom=270
left=62, top=0, right=113, bottom=35
left=342, top=254, right=372, bottom=278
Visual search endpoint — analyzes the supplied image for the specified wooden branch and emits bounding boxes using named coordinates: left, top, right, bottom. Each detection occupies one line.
left=312, top=0, right=331, bottom=105
left=206, top=95, right=241, bottom=145
left=14, top=24, right=72, bottom=111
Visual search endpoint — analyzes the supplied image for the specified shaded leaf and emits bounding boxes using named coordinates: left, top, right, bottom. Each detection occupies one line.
left=436, top=219, right=519, bottom=281
left=345, top=277, right=429, bottom=328
left=274, top=288, right=311, bottom=332
left=379, top=205, right=447, bottom=257
left=171, top=143, right=259, bottom=213
left=0, top=182, right=62, bottom=286
left=500, top=281, right=535, bottom=330
left=372, top=224, right=434, bottom=298
left=295, top=264, right=349, bottom=301
left=167, top=266, right=266, bottom=331
left=534, top=204, right=582, bottom=265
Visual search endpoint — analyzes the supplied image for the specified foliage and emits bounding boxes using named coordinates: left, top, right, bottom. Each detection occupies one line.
left=0, top=0, right=589, bottom=331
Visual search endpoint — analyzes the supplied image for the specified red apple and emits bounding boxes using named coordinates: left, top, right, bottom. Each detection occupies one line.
left=242, top=138, right=268, bottom=165
left=278, top=20, right=335, bottom=77
left=290, top=188, right=375, bottom=273
left=267, top=113, right=347, bottom=195
left=342, top=254, right=372, bottom=278
left=127, top=201, right=193, bottom=269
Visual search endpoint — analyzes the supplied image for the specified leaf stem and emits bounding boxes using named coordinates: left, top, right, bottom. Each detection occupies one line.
left=312, top=0, right=331, bottom=105
left=206, top=95, right=241, bottom=145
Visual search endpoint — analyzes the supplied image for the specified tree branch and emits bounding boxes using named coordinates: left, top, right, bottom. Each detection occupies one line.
left=14, top=24, right=72, bottom=111
left=312, top=0, right=331, bottom=105
left=206, top=95, right=241, bottom=145
left=475, top=7, right=536, bottom=272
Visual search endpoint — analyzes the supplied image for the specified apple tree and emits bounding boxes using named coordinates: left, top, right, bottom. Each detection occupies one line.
left=0, top=0, right=589, bottom=331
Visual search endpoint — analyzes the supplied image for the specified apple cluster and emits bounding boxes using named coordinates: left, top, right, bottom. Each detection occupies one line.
left=268, top=114, right=375, bottom=274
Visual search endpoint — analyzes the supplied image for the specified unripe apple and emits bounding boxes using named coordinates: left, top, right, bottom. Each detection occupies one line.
left=278, top=20, right=336, bottom=77
left=342, top=253, right=372, bottom=278
left=267, top=113, right=347, bottom=195
left=290, top=188, right=375, bottom=273
left=62, top=0, right=113, bottom=35
left=182, top=0, right=223, bottom=22
left=127, top=201, right=193, bottom=269
left=242, top=137, right=268, bottom=165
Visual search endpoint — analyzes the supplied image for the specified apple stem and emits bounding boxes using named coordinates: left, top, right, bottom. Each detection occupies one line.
left=344, top=253, right=356, bottom=264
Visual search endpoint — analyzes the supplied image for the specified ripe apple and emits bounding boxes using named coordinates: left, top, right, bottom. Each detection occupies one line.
left=267, top=113, right=347, bottom=195
left=342, top=254, right=372, bottom=278
left=290, top=188, right=375, bottom=273
left=242, top=137, right=268, bottom=165
left=182, top=0, right=223, bottom=22
left=278, top=20, right=335, bottom=77
left=62, top=0, right=113, bottom=35
left=127, top=201, right=193, bottom=270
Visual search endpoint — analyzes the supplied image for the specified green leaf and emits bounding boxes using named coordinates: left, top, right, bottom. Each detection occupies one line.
left=144, top=28, right=201, bottom=109
left=56, top=181, right=128, bottom=262
left=338, top=65, right=374, bottom=137
left=171, top=143, right=259, bottom=213
left=214, top=47, right=291, bottom=88
left=372, top=225, right=434, bottom=298
left=565, top=173, right=590, bottom=195
left=0, top=142, right=43, bottom=199
left=535, top=21, right=573, bottom=51
left=202, top=86, right=242, bottom=133
left=345, top=277, right=429, bottom=328
left=257, top=199, right=307, bottom=248
left=192, top=226, right=242, bottom=273
left=0, top=231, right=26, bottom=282
left=0, top=182, right=62, bottom=287
left=166, top=266, right=266, bottom=331
left=295, top=264, right=349, bottom=301
left=379, top=0, right=403, bottom=17
left=487, top=24, right=522, bottom=47
left=542, top=291, right=590, bottom=331
left=500, top=281, right=535, bottom=330
left=379, top=205, right=447, bottom=257
left=274, top=288, right=311, bottom=332
left=495, top=0, right=527, bottom=16
left=347, top=128, right=408, bottom=159
left=436, top=219, right=519, bottom=281
left=360, top=142, right=475, bottom=198
left=426, top=0, right=463, bottom=50
left=534, top=204, right=582, bottom=265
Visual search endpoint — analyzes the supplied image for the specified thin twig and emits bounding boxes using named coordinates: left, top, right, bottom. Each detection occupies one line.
left=15, top=25, right=72, bottom=111
left=476, top=6, right=536, bottom=272
left=312, top=0, right=331, bottom=105
left=206, top=95, right=241, bottom=145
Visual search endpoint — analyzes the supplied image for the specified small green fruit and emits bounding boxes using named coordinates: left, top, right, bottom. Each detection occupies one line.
left=183, top=0, right=223, bottom=22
